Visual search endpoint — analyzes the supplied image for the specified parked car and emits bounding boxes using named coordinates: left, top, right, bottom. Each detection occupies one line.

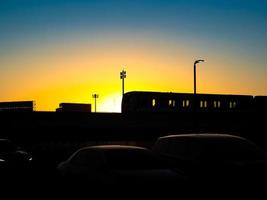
left=0, top=139, right=32, bottom=177
left=152, top=133, right=267, bottom=185
left=57, top=145, right=187, bottom=186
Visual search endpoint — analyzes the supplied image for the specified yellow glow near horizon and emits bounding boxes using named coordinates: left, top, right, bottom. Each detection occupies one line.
left=97, top=93, right=122, bottom=113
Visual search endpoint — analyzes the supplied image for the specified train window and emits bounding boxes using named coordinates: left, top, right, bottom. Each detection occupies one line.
left=182, top=100, right=190, bottom=108
left=214, top=101, right=221, bottom=108
left=204, top=101, right=207, bottom=108
left=200, top=101, right=207, bottom=108
left=169, top=100, right=176, bottom=107
left=233, top=102, right=237, bottom=108
left=169, top=100, right=175, bottom=107
left=186, top=100, right=190, bottom=107
left=230, top=101, right=237, bottom=109
left=152, top=99, right=156, bottom=107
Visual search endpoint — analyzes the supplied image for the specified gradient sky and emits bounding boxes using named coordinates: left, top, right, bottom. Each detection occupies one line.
left=0, top=0, right=266, bottom=112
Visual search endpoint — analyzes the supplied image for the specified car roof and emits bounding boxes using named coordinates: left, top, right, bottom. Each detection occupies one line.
left=157, top=133, right=246, bottom=141
left=75, top=145, right=149, bottom=153
left=67, top=145, right=154, bottom=164
left=153, top=133, right=267, bottom=161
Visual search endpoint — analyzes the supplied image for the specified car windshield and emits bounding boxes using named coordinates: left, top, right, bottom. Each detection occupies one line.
left=70, top=148, right=104, bottom=168
left=192, top=138, right=267, bottom=161
left=162, top=137, right=267, bottom=162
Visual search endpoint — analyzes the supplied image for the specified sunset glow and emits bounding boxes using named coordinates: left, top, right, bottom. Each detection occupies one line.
left=0, top=0, right=266, bottom=112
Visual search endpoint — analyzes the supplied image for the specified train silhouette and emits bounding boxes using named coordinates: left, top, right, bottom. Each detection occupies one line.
left=122, top=91, right=267, bottom=113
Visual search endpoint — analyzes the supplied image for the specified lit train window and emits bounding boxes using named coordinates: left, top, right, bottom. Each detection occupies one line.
left=169, top=100, right=175, bottom=107
left=182, top=100, right=190, bottom=108
left=204, top=101, right=207, bottom=108
left=200, top=101, right=207, bottom=108
left=200, top=101, right=203, bottom=108
left=152, top=99, right=156, bottom=107
left=230, top=101, right=237, bottom=109
left=214, top=101, right=221, bottom=108
left=186, top=100, right=190, bottom=107
left=233, top=102, right=237, bottom=108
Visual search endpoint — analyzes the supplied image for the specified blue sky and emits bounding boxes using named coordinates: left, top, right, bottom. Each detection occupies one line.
left=1, top=0, right=266, bottom=47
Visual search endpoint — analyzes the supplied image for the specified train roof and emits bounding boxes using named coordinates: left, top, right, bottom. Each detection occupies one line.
left=254, top=96, right=267, bottom=99
left=124, top=91, right=253, bottom=98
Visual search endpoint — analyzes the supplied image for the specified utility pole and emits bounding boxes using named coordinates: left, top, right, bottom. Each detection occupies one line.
left=120, top=70, right=126, bottom=97
left=92, top=94, right=99, bottom=113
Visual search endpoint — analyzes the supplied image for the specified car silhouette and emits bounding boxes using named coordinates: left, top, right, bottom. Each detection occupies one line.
left=152, top=133, right=267, bottom=185
left=57, top=145, right=187, bottom=186
left=0, top=139, right=32, bottom=161
left=0, top=139, right=32, bottom=180
left=0, top=139, right=32, bottom=162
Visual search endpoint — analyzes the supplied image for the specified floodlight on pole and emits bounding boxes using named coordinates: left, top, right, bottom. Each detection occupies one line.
left=194, top=59, right=204, bottom=95
left=92, top=94, right=99, bottom=112
left=120, top=69, right=126, bottom=97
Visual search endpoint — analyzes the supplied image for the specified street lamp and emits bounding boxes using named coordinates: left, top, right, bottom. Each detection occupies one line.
left=92, top=94, right=99, bottom=113
left=193, top=59, right=204, bottom=130
left=194, top=59, right=204, bottom=95
left=120, top=70, right=126, bottom=96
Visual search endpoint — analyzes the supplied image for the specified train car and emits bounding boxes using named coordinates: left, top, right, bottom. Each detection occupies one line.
left=122, top=91, right=253, bottom=113
left=253, top=96, right=267, bottom=112
left=195, top=93, right=253, bottom=113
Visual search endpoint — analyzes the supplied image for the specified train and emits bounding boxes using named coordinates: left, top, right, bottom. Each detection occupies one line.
left=121, top=91, right=267, bottom=113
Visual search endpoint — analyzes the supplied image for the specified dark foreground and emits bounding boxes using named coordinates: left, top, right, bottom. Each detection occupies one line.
left=0, top=111, right=266, bottom=197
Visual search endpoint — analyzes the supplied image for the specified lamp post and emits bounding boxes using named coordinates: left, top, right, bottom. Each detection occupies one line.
left=92, top=94, right=99, bottom=113
left=120, top=70, right=126, bottom=97
left=194, top=59, right=204, bottom=95
left=193, top=59, right=204, bottom=131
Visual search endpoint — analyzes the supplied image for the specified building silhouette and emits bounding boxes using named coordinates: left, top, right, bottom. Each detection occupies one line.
left=0, top=101, right=35, bottom=112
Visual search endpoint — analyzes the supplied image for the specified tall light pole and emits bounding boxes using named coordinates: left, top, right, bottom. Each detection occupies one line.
left=120, top=70, right=126, bottom=97
left=194, top=59, right=204, bottom=95
left=92, top=94, right=99, bottom=113
left=193, top=59, right=204, bottom=130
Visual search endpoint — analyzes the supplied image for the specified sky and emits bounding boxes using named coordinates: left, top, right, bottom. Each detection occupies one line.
left=0, top=0, right=266, bottom=112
